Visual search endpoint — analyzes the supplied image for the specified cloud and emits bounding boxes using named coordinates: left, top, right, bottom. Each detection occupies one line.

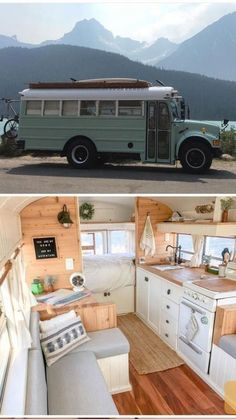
left=0, top=2, right=236, bottom=44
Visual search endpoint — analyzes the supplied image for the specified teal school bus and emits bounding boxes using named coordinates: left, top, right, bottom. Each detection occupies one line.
left=17, top=78, right=222, bottom=173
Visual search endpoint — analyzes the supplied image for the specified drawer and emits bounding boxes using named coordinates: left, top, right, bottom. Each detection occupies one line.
left=160, top=323, right=177, bottom=349
left=161, top=310, right=178, bottom=335
left=161, top=297, right=179, bottom=319
left=161, top=280, right=182, bottom=303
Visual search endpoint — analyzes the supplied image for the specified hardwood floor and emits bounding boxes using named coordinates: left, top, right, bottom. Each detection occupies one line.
left=113, top=363, right=225, bottom=415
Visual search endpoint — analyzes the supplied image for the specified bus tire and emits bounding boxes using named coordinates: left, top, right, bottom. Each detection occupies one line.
left=179, top=142, right=212, bottom=174
left=66, top=138, right=97, bottom=169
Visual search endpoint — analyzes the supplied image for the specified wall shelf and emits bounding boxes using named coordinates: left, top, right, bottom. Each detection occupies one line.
left=157, top=222, right=236, bottom=237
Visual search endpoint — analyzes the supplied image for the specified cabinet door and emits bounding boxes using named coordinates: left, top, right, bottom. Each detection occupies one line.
left=148, top=274, right=161, bottom=333
left=136, top=269, right=149, bottom=321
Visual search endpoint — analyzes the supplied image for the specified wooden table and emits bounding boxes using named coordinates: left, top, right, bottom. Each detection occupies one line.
left=33, top=289, right=117, bottom=332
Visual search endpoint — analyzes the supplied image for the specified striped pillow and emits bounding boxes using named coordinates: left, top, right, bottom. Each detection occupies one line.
left=40, top=315, right=90, bottom=366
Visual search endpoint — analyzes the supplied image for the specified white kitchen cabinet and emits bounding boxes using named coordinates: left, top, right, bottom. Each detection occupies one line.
left=136, top=267, right=182, bottom=350
left=136, top=268, right=149, bottom=321
left=136, top=267, right=161, bottom=333
left=148, top=274, right=161, bottom=333
left=160, top=279, right=181, bottom=349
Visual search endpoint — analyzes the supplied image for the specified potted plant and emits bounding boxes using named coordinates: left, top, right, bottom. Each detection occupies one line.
left=44, top=275, right=56, bottom=293
left=31, top=278, right=44, bottom=295
left=221, top=198, right=234, bottom=222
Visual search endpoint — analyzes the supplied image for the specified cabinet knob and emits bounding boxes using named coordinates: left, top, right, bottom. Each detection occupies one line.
left=165, top=333, right=169, bottom=338
left=104, top=292, right=107, bottom=297
left=144, top=277, right=149, bottom=282
left=166, top=305, right=170, bottom=309
left=167, top=289, right=171, bottom=295
left=166, top=320, right=169, bottom=324
left=108, top=292, right=111, bottom=296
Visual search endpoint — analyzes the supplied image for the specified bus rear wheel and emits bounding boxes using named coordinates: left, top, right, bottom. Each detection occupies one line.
left=179, top=142, right=212, bottom=174
left=66, top=138, right=97, bottom=169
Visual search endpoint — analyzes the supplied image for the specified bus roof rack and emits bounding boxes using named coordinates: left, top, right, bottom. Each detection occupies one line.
left=29, top=78, right=152, bottom=90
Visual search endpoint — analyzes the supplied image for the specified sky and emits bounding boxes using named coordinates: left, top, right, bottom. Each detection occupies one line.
left=0, top=2, right=236, bottom=44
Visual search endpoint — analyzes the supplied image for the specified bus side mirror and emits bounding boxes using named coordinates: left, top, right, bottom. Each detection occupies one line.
left=180, top=100, right=185, bottom=120
left=223, top=118, right=229, bottom=126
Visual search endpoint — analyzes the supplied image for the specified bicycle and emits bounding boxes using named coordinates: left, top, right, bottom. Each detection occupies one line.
left=1, top=98, right=20, bottom=139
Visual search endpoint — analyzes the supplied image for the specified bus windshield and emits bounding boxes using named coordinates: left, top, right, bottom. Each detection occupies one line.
left=170, top=100, right=180, bottom=120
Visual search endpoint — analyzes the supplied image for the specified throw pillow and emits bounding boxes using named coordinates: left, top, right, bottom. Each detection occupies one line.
left=40, top=314, right=90, bottom=366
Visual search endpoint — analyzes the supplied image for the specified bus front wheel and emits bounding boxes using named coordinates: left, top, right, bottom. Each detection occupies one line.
left=179, top=142, right=212, bottom=174
left=66, top=138, right=97, bottom=169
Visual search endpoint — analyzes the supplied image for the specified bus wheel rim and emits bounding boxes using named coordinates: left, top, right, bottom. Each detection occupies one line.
left=186, top=148, right=206, bottom=169
left=72, top=145, right=89, bottom=164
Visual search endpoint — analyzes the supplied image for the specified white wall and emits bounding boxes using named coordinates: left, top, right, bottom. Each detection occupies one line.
left=0, top=210, right=22, bottom=267
left=79, top=199, right=134, bottom=223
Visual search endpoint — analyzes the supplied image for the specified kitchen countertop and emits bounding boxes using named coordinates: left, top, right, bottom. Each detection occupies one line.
left=137, top=263, right=236, bottom=292
left=137, top=263, right=212, bottom=286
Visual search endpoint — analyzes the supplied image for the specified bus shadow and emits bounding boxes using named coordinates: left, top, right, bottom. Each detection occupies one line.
left=7, top=161, right=236, bottom=182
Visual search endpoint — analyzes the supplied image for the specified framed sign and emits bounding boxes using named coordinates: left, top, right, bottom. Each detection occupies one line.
left=33, top=237, right=57, bottom=260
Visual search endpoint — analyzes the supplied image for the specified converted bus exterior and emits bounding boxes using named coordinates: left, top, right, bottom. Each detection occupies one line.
left=17, top=79, right=222, bottom=173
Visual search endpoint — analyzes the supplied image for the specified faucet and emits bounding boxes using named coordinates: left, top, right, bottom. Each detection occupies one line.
left=165, top=244, right=182, bottom=264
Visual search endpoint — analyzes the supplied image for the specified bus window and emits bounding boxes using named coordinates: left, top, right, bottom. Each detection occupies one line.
left=158, top=102, right=171, bottom=130
left=62, top=100, right=78, bottom=116
left=44, top=100, right=60, bottom=116
left=118, top=100, right=142, bottom=116
left=25, top=100, right=41, bottom=115
left=80, top=101, right=96, bottom=116
left=158, top=102, right=171, bottom=159
left=99, top=101, right=116, bottom=116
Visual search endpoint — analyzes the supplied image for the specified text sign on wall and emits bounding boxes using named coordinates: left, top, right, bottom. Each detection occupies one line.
left=33, top=237, right=57, bottom=260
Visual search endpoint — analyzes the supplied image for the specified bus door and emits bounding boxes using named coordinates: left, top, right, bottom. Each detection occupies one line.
left=146, top=101, right=171, bottom=163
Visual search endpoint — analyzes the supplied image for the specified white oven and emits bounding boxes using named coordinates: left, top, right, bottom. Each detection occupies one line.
left=178, top=288, right=216, bottom=373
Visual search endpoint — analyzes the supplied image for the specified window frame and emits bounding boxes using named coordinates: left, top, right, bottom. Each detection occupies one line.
left=24, top=99, right=145, bottom=118
left=81, top=228, right=134, bottom=255
left=177, top=233, right=236, bottom=265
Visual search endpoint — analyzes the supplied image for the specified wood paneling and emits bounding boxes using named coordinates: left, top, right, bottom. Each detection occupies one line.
left=213, top=304, right=236, bottom=344
left=34, top=295, right=117, bottom=331
left=113, top=363, right=225, bottom=415
left=135, top=197, right=174, bottom=265
left=20, top=197, right=82, bottom=289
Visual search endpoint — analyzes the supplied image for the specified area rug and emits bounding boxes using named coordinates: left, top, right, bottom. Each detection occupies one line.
left=118, top=313, right=184, bottom=374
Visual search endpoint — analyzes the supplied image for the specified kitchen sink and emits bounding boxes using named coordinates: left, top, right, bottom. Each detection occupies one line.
left=152, top=264, right=184, bottom=271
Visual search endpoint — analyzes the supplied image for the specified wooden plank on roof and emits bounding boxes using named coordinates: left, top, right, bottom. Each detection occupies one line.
left=29, top=78, right=151, bottom=90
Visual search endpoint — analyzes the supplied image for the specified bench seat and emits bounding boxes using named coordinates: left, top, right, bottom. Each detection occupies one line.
left=47, top=351, right=118, bottom=415
left=71, top=327, right=130, bottom=358
left=219, top=334, right=236, bottom=359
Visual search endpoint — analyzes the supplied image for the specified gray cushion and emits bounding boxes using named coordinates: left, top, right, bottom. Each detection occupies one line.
left=219, top=334, right=236, bottom=359
left=29, top=311, right=41, bottom=350
left=71, top=327, right=130, bottom=359
left=25, top=349, right=48, bottom=415
left=47, top=351, right=118, bottom=415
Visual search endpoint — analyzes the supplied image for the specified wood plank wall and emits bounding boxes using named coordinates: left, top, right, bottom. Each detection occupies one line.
left=213, top=304, right=236, bottom=344
left=135, top=197, right=174, bottom=265
left=20, top=196, right=82, bottom=289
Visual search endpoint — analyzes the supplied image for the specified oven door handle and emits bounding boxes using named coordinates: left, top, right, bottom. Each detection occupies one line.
left=181, top=300, right=206, bottom=315
left=179, top=335, right=203, bottom=355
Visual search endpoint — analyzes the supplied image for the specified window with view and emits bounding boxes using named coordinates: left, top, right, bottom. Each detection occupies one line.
left=177, top=234, right=236, bottom=266
left=177, top=234, right=194, bottom=261
left=81, top=229, right=134, bottom=255
left=204, top=236, right=235, bottom=266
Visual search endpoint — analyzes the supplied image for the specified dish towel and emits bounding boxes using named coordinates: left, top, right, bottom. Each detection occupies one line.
left=140, top=215, right=156, bottom=256
left=186, top=313, right=199, bottom=342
